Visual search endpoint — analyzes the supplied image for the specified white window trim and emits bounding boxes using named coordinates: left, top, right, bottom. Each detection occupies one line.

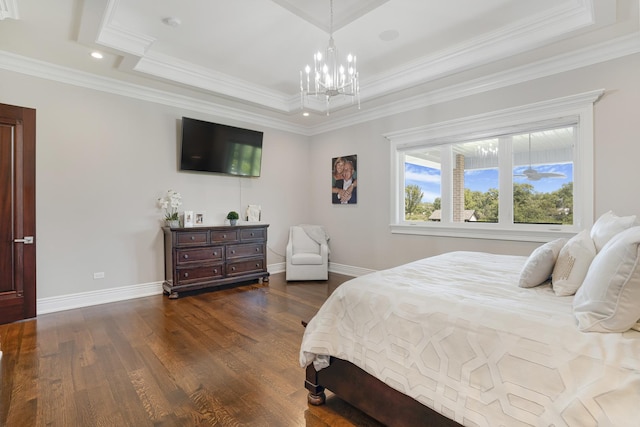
left=385, top=89, right=604, bottom=242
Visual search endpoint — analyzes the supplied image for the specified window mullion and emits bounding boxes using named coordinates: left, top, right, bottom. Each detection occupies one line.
left=498, top=136, right=513, bottom=225
left=440, top=145, right=453, bottom=224
left=395, top=150, right=405, bottom=224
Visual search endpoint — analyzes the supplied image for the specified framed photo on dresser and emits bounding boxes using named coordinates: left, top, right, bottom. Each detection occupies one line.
left=195, top=212, right=205, bottom=225
left=183, top=210, right=194, bottom=227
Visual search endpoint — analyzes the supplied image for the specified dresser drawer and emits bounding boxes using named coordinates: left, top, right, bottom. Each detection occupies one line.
left=227, top=258, right=265, bottom=277
left=176, top=247, right=223, bottom=265
left=175, top=231, right=208, bottom=246
left=240, top=227, right=266, bottom=241
left=226, top=243, right=264, bottom=260
left=211, top=229, right=239, bottom=243
left=175, top=265, right=224, bottom=284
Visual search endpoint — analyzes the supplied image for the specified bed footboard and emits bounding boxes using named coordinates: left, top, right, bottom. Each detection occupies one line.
left=305, top=357, right=461, bottom=427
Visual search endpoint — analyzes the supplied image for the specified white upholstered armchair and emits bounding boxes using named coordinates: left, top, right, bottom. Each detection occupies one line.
left=285, top=225, right=329, bottom=281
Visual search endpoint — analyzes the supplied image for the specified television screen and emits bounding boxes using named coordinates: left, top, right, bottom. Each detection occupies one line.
left=180, top=117, right=263, bottom=177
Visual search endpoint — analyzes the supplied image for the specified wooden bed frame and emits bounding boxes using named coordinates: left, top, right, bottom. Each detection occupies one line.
left=305, top=356, right=462, bottom=427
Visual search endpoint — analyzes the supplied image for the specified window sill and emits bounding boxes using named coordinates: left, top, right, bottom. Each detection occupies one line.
left=390, top=223, right=578, bottom=242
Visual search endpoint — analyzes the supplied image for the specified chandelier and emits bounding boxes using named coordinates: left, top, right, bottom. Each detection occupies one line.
left=300, top=0, right=360, bottom=115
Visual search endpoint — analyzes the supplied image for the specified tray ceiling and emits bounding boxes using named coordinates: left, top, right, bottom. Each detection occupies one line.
left=0, top=0, right=636, bottom=131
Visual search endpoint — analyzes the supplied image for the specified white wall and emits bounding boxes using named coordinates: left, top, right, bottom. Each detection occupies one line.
left=1, top=52, right=639, bottom=303
left=307, top=53, right=640, bottom=270
left=0, top=69, right=311, bottom=299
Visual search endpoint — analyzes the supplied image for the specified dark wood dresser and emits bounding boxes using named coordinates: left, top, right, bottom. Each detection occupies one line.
left=162, top=224, right=269, bottom=298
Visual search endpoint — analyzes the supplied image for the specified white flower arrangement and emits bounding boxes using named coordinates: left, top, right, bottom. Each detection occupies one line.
left=157, top=189, right=182, bottom=221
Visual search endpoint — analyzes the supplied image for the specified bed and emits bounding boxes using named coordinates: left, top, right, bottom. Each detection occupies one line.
left=299, top=250, right=640, bottom=427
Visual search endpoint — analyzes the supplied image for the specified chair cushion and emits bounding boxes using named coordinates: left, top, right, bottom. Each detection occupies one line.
left=291, top=253, right=323, bottom=265
left=292, top=227, right=320, bottom=254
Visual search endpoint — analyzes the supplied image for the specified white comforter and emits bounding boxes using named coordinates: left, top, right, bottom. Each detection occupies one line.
left=299, top=251, right=640, bottom=427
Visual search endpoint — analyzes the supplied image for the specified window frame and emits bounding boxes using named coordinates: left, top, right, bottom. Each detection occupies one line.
left=385, top=90, right=603, bottom=242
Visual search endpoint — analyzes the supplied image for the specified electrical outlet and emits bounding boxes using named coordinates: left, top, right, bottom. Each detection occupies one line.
left=93, top=272, right=105, bottom=279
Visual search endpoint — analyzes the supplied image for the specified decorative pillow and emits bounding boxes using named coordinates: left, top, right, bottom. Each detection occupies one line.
left=573, top=226, right=640, bottom=332
left=590, top=210, right=637, bottom=252
left=518, top=238, right=567, bottom=288
left=551, top=230, right=596, bottom=296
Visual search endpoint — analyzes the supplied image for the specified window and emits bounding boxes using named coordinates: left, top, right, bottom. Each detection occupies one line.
left=386, top=90, right=602, bottom=242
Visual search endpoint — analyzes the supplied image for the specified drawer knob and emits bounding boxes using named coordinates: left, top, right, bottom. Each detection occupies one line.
left=231, top=266, right=236, bottom=271
left=183, top=272, right=189, bottom=278
left=183, top=254, right=189, bottom=259
left=250, top=232, right=255, bottom=236
left=255, top=263, right=260, bottom=267
left=213, top=268, right=218, bottom=274
left=190, top=236, right=195, bottom=240
left=231, top=250, right=236, bottom=254
left=222, top=234, right=226, bottom=239
left=255, top=247, right=259, bottom=252
left=213, top=251, right=218, bottom=256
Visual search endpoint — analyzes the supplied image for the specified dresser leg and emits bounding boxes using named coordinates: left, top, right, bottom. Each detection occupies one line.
left=168, top=291, right=179, bottom=299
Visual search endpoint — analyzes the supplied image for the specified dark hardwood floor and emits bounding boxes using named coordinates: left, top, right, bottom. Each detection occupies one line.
left=0, top=273, right=385, bottom=426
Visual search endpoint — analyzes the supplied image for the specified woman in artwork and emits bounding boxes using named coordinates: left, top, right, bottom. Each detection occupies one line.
left=332, top=157, right=345, bottom=187
left=332, top=158, right=357, bottom=204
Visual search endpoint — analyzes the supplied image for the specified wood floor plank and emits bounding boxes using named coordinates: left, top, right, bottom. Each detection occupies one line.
left=0, top=272, right=386, bottom=426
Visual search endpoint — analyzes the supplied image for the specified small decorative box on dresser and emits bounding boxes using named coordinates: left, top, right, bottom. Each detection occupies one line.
left=162, top=224, right=269, bottom=298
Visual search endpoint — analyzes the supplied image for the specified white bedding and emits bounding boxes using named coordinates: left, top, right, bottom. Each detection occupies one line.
left=299, top=251, right=640, bottom=427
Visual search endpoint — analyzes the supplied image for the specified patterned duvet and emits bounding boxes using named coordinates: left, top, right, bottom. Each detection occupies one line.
left=299, top=251, right=640, bottom=427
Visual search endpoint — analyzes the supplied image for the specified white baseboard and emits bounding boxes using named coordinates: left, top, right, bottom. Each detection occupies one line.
left=37, top=281, right=164, bottom=315
left=329, top=262, right=376, bottom=277
left=269, top=261, right=374, bottom=278
left=36, top=262, right=376, bottom=315
left=267, top=262, right=286, bottom=275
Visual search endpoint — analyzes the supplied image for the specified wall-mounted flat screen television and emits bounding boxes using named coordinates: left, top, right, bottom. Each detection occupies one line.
left=180, top=117, right=263, bottom=177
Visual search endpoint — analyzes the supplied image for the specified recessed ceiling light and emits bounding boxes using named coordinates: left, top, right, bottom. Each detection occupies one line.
left=163, top=17, right=181, bottom=27
left=379, top=29, right=399, bottom=42
left=90, top=51, right=104, bottom=59
left=303, top=112, right=310, bottom=117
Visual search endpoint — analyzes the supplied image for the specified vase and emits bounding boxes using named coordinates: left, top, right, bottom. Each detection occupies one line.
left=229, top=219, right=237, bottom=226
left=167, top=220, right=180, bottom=228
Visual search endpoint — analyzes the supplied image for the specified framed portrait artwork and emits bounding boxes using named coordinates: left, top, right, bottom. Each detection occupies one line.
left=332, top=154, right=357, bottom=204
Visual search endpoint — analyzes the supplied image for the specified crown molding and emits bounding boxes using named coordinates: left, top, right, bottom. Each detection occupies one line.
left=308, top=31, right=640, bottom=135
left=0, top=30, right=637, bottom=137
left=0, top=0, right=18, bottom=20
left=0, top=50, right=309, bottom=135
left=97, top=24, right=156, bottom=57
left=133, top=51, right=293, bottom=112
left=96, top=0, right=603, bottom=116
left=358, top=0, right=599, bottom=101
left=95, top=0, right=155, bottom=56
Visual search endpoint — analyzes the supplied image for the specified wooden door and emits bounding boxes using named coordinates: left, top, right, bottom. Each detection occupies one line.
left=0, top=103, right=36, bottom=324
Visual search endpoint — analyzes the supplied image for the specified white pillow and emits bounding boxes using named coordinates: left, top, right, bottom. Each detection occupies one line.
left=518, top=238, right=567, bottom=288
left=551, top=230, right=596, bottom=296
left=574, top=226, right=640, bottom=332
left=590, top=210, right=637, bottom=252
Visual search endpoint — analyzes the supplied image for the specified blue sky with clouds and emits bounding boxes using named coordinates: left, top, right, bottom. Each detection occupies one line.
left=405, top=163, right=573, bottom=203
